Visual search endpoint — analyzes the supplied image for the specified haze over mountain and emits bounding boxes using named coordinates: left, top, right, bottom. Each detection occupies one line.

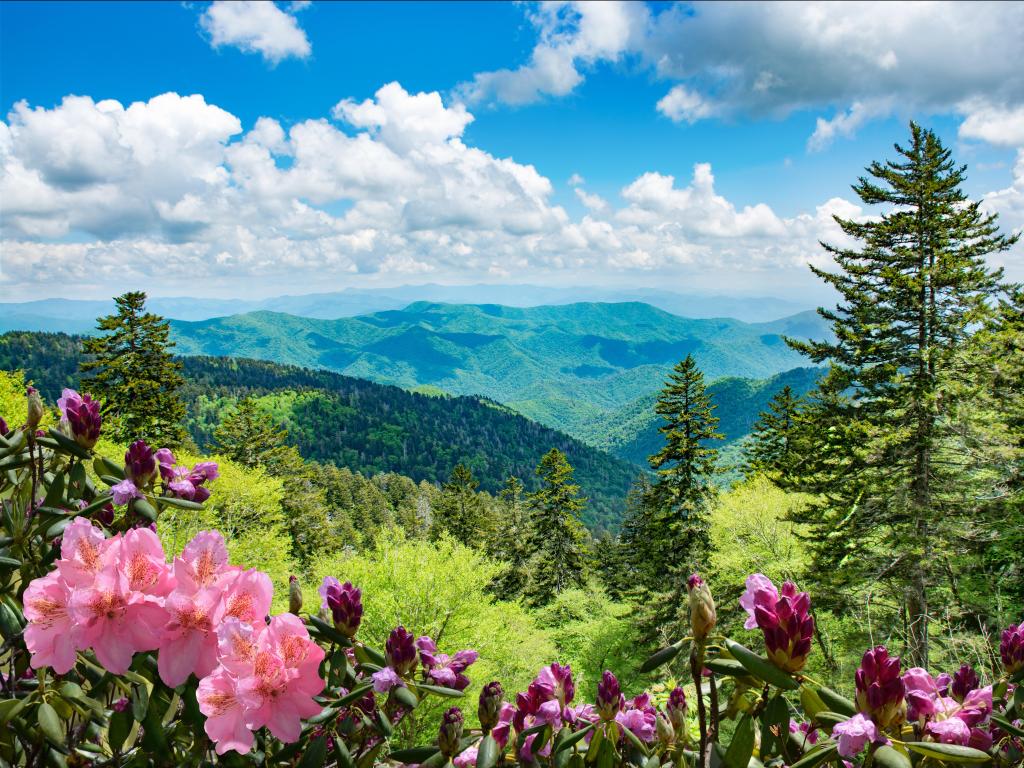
left=0, top=285, right=814, bottom=334
left=167, top=301, right=831, bottom=441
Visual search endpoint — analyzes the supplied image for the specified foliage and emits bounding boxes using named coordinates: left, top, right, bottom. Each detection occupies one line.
left=81, top=291, right=187, bottom=447
left=742, top=386, right=804, bottom=481
left=431, top=464, right=490, bottom=544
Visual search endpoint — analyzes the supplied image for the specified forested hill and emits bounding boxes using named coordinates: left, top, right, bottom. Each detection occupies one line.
left=166, top=301, right=830, bottom=441
left=0, top=331, right=641, bottom=531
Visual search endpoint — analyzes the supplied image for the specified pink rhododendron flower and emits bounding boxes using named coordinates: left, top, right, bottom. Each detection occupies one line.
left=832, top=713, right=878, bottom=757
left=739, top=573, right=778, bottom=630
left=453, top=745, right=478, bottom=768
left=928, top=716, right=972, bottom=745
left=536, top=662, right=574, bottom=706
left=175, top=530, right=234, bottom=592
left=492, top=702, right=515, bottom=750
left=416, top=635, right=479, bottom=690
left=372, top=666, right=401, bottom=692
left=58, top=517, right=117, bottom=586
left=216, top=617, right=260, bottom=676
left=23, top=571, right=77, bottom=674
left=221, top=568, right=273, bottom=624
left=198, top=669, right=254, bottom=755
left=158, top=587, right=224, bottom=687
left=118, top=526, right=174, bottom=597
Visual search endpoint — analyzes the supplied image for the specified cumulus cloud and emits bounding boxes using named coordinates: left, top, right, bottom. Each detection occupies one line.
left=200, top=0, right=311, bottom=64
left=959, top=102, right=1024, bottom=148
left=456, top=1, right=649, bottom=106
left=656, top=85, right=718, bottom=124
left=2, top=83, right=1021, bottom=297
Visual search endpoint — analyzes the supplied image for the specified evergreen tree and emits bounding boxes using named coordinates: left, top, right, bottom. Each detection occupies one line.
left=80, top=291, right=186, bottom=446
left=622, top=355, right=722, bottom=639
left=214, top=396, right=290, bottom=469
left=787, top=122, right=1017, bottom=667
left=525, top=449, right=588, bottom=606
left=743, top=385, right=803, bottom=481
left=432, top=463, right=488, bottom=543
left=489, top=476, right=531, bottom=597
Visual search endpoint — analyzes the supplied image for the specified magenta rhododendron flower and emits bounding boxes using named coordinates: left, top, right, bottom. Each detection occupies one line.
left=536, top=661, right=574, bottom=706
left=56, top=388, right=101, bottom=450
left=385, top=625, right=417, bottom=676
left=372, top=667, right=401, bottom=693
left=615, top=693, right=657, bottom=743
left=124, top=440, right=157, bottom=487
left=318, top=577, right=363, bottom=637
left=596, top=670, right=623, bottom=720
left=951, top=664, right=980, bottom=702
left=855, top=646, right=906, bottom=730
left=1001, top=621, right=1024, bottom=675
left=928, top=716, right=972, bottom=745
left=739, top=573, right=777, bottom=630
left=740, top=573, right=814, bottom=673
left=416, top=635, right=478, bottom=690
left=832, top=713, right=877, bottom=757
left=110, top=479, right=141, bottom=506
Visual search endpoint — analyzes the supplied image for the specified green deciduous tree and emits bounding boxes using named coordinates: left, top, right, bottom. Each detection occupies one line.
left=525, top=448, right=589, bottom=606
left=787, top=122, right=1018, bottom=667
left=80, top=291, right=186, bottom=446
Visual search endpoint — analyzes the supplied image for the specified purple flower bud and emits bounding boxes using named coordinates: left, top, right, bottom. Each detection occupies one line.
left=112, top=697, right=130, bottom=713
left=438, top=706, right=464, bottom=757
left=950, top=664, right=979, bottom=703
left=855, top=646, right=906, bottom=731
left=124, top=440, right=157, bottom=487
left=288, top=575, right=303, bottom=615
left=0, top=415, right=9, bottom=435
left=478, top=681, right=504, bottom=732
left=596, top=670, right=622, bottom=721
left=667, top=686, right=687, bottom=734
left=97, top=502, right=115, bottom=526
left=26, top=386, right=43, bottom=431
left=1001, top=622, right=1024, bottom=676
left=687, top=573, right=717, bottom=641
left=319, top=577, right=363, bottom=638
left=385, top=625, right=417, bottom=676
left=752, top=578, right=815, bottom=673
left=57, top=388, right=101, bottom=450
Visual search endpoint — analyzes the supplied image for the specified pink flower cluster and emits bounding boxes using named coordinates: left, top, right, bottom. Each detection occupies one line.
left=903, top=665, right=995, bottom=750
left=110, top=443, right=219, bottom=506
left=23, top=520, right=325, bottom=756
left=370, top=627, right=479, bottom=694
left=739, top=573, right=814, bottom=673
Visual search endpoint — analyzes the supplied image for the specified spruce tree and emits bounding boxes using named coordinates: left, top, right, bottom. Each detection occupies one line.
left=432, top=463, right=488, bottom=543
left=743, top=385, right=803, bottom=481
left=525, top=449, right=588, bottom=606
left=80, top=291, right=186, bottom=446
left=489, top=476, right=531, bottom=597
left=787, top=122, right=1017, bottom=667
left=214, top=396, right=290, bottom=469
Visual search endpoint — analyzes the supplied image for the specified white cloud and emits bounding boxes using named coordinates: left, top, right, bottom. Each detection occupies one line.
left=959, top=102, right=1024, bottom=148
left=200, top=1, right=311, bottom=64
left=656, top=85, right=718, bottom=124
left=456, top=1, right=649, bottom=106
left=567, top=173, right=585, bottom=187
left=808, top=100, right=892, bottom=152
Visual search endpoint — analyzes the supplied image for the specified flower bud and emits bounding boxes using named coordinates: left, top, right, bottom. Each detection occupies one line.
left=1001, top=622, right=1024, bottom=676
left=667, top=686, right=687, bottom=734
left=656, top=711, right=675, bottom=747
left=950, top=664, right=979, bottom=703
left=124, top=440, right=157, bottom=487
left=854, top=646, right=906, bottom=731
left=26, top=386, right=43, bottom=431
left=752, top=579, right=814, bottom=673
left=478, top=681, right=504, bottom=732
left=596, top=670, right=622, bottom=721
left=439, top=706, right=464, bottom=757
left=0, top=415, right=9, bottom=435
left=57, top=389, right=101, bottom=450
left=319, top=577, right=363, bottom=638
left=288, top=575, right=303, bottom=615
left=687, top=573, right=716, bottom=641
left=385, top=625, right=417, bottom=676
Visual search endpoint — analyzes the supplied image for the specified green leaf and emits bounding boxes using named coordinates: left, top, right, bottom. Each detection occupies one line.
left=46, top=429, right=91, bottom=460
left=307, top=615, right=353, bottom=646
left=336, top=681, right=373, bottom=706
left=477, top=735, right=500, bottom=768
left=554, top=722, right=596, bottom=753
left=131, top=683, right=150, bottom=723
left=77, top=494, right=113, bottom=520
left=391, top=746, right=441, bottom=764
left=902, top=742, right=992, bottom=763
left=811, top=711, right=847, bottom=727
left=415, top=683, right=466, bottom=698
left=297, top=735, right=329, bottom=768
left=45, top=517, right=73, bottom=540
left=799, top=685, right=829, bottom=720
left=307, top=706, right=339, bottom=725
left=872, top=744, right=912, bottom=768
left=0, top=696, right=27, bottom=724
left=706, top=658, right=749, bottom=678
left=724, top=713, right=755, bottom=768
left=43, top=473, right=66, bottom=509
left=760, top=694, right=790, bottom=758
left=37, top=702, right=64, bottom=744
left=108, top=709, right=133, bottom=753
left=94, top=457, right=124, bottom=480
left=724, top=639, right=799, bottom=690
left=392, top=684, right=419, bottom=710
left=153, top=495, right=204, bottom=510
left=812, top=685, right=857, bottom=717
left=354, top=643, right=386, bottom=667
left=640, top=640, right=684, bottom=672
left=787, top=745, right=838, bottom=768
left=334, top=737, right=356, bottom=768
left=132, top=499, right=158, bottom=522
left=991, top=713, right=1024, bottom=738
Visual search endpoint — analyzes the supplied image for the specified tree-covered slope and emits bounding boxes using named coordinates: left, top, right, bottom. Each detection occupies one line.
left=0, top=331, right=641, bottom=530
left=167, top=302, right=830, bottom=440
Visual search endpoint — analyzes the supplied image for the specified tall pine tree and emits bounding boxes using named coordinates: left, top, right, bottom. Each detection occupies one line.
left=432, top=463, right=488, bottom=543
left=80, top=291, right=186, bottom=446
left=743, top=385, right=803, bottom=481
left=787, top=122, right=1017, bottom=666
left=624, top=355, right=721, bottom=640
left=525, top=449, right=588, bottom=606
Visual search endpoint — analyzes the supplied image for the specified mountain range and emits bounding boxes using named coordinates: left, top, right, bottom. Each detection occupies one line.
left=0, top=284, right=814, bottom=333
left=167, top=301, right=830, bottom=443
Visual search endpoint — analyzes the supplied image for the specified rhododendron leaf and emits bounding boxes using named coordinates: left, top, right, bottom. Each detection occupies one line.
left=392, top=684, right=419, bottom=710
left=334, top=737, right=356, bottom=768
left=390, top=746, right=441, bottom=763
left=308, top=706, right=340, bottom=724
left=59, top=682, right=103, bottom=717
left=374, top=707, right=394, bottom=738
left=811, top=685, right=856, bottom=717
left=130, top=684, right=149, bottom=723
left=155, top=496, right=203, bottom=510
left=586, top=722, right=604, bottom=764
left=760, top=695, right=789, bottom=757
left=477, top=734, right=499, bottom=768
left=354, top=643, right=386, bottom=667
left=140, top=696, right=168, bottom=753
left=46, top=428, right=92, bottom=459
left=0, top=555, right=20, bottom=571
left=336, top=681, right=374, bottom=706
left=0, top=696, right=27, bottom=725
left=93, top=457, right=124, bottom=480
left=417, top=748, right=450, bottom=768
left=308, top=615, right=353, bottom=646
left=42, top=473, right=65, bottom=509
left=992, top=714, right=1024, bottom=738
left=132, top=498, right=157, bottom=522
left=903, top=742, right=992, bottom=763
left=787, top=744, right=838, bottom=768
left=596, top=733, right=616, bottom=768
left=45, top=516, right=72, bottom=540
left=872, top=745, right=911, bottom=768
left=298, top=735, right=329, bottom=768
left=724, top=639, right=799, bottom=690
left=706, top=658, right=748, bottom=677
left=108, top=708, right=132, bottom=753
left=640, top=639, right=684, bottom=672
left=415, top=683, right=465, bottom=698
left=799, top=685, right=828, bottom=719
left=76, top=494, right=113, bottom=519
left=36, top=702, right=63, bottom=745
left=358, top=742, right=386, bottom=768
left=724, top=713, right=755, bottom=768
left=811, top=711, right=846, bottom=727
left=0, top=602, right=22, bottom=640
left=0, top=454, right=32, bottom=471
left=554, top=722, right=596, bottom=753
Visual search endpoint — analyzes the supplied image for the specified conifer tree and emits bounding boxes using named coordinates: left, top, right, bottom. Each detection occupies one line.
left=80, top=291, right=186, bottom=446
left=431, top=463, right=488, bottom=543
left=787, top=122, right=1017, bottom=667
left=214, top=396, right=290, bottom=469
left=489, top=476, right=531, bottom=597
left=525, top=449, right=588, bottom=606
left=743, top=385, right=803, bottom=481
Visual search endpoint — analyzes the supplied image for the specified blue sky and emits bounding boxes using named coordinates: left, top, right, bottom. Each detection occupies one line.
left=1, top=1, right=1022, bottom=301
